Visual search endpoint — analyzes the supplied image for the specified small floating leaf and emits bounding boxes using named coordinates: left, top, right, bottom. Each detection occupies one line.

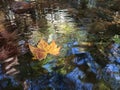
left=29, top=39, right=61, bottom=60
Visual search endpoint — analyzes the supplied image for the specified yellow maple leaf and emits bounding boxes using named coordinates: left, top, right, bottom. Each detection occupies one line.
left=49, top=40, right=61, bottom=55
left=29, top=39, right=61, bottom=60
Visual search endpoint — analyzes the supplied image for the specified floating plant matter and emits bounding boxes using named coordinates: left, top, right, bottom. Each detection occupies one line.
left=29, top=39, right=61, bottom=60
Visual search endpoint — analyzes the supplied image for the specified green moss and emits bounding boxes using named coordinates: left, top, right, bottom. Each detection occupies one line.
left=112, top=35, right=120, bottom=44
left=94, top=80, right=111, bottom=90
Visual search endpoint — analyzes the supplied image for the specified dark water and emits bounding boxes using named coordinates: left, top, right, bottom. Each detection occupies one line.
left=1, top=0, right=120, bottom=90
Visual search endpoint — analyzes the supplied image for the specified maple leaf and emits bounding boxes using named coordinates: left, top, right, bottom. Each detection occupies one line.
left=29, top=45, right=47, bottom=60
left=29, top=39, right=61, bottom=60
left=49, top=40, right=61, bottom=55
left=37, top=39, right=50, bottom=53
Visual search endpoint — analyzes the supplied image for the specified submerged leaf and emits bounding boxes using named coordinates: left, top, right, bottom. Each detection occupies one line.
left=29, top=39, right=61, bottom=60
left=37, top=39, right=50, bottom=53
left=49, top=40, right=61, bottom=55
left=29, top=45, right=47, bottom=60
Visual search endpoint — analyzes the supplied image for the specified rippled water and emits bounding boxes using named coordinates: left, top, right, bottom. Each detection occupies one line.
left=1, top=0, right=120, bottom=89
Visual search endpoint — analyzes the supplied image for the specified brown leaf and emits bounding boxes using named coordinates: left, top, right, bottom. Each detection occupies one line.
left=29, top=44, right=47, bottom=60
left=29, top=39, right=61, bottom=60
